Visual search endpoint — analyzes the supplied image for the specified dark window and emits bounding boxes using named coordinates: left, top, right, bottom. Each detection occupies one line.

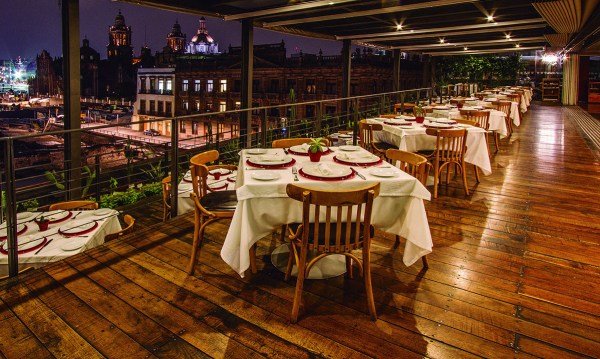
left=165, top=101, right=172, bottom=115
left=252, top=79, right=261, bottom=92
left=157, top=101, right=164, bottom=114
left=306, top=105, right=315, bottom=118
left=233, top=80, right=241, bottom=92
left=149, top=78, right=156, bottom=91
left=269, top=79, right=279, bottom=92
left=139, top=100, right=146, bottom=113
left=325, top=81, right=336, bottom=95
left=286, top=79, right=296, bottom=92
left=149, top=100, right=155, bottom=114
left=140, top=77, right=146, bottom=92
left=325, top=106, right=336, bottom=115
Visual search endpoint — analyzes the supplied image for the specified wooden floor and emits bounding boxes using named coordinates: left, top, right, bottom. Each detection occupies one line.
left=1, top=104, right=599, bottom=358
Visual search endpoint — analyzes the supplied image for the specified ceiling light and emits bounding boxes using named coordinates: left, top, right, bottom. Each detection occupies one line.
left=505, top=34, right=511, bottom=39
left=396, top=24, right=403, bottom=30
left=515, top=44, right=520, bottom=48
left=439, top=38, right=445, bottom=44
left=410, top=30, right=414, bottom=33
left=464, top=47, right=468, bottom=51
left=328, top=1, right=334, bottom=5
left=487, top=15, right=494, bottom=22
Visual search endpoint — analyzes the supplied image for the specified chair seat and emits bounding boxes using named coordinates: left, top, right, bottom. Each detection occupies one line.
left=200, top=190, right=238, bottom=211
left=288, top=222, right=374, bottom=247
left=374, top=142, right=396, bottom=151
left=416, top=149, right=435, bottom=157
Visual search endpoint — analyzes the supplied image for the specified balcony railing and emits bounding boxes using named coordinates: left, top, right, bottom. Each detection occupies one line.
left=0, top=87, right=432, bottom=277
left=139, top=89, right=174, bottom=95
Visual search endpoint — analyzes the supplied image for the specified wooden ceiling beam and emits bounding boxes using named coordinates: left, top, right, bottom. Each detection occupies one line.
left=425, top=46, right=543, bottom=56
left=390, top=36, right=547, bottom=50
left=224, top=0, right=359, bottom=21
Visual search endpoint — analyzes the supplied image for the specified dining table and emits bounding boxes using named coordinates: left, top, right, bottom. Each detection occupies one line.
left=221, top=146, right=433, bottom=278
left=425, top=104, right=509, bottom=138
left=366, top=116, right=492, bottom=176
left=0, top=208, right=122, bottom=265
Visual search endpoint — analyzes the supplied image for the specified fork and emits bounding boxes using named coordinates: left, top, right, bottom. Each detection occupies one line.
left=292, top=166, right=299, bottom=181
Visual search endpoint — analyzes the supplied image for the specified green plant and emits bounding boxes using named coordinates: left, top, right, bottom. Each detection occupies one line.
left=1, top=192, right=40, bottom=213
left=44, top=170, right=66, bottom=191
left=141, top=159, right=165, bottom=182
left=108, top=177, right=118, bottom=192
left=308, top=138, right=326, bottom=153
left=81, top=165, right=96, bottom=198
left=414, top=105, right=426, bottom=118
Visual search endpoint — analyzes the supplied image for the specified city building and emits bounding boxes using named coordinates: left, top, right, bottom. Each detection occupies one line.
left=166, top=21, right=186, bottom=54
left=106, top=10, right=133, bottom=61
left=80, top=38, right=100, bottom=97
left=185, top=17, right=219, bottom=55
left=133, top=41, right=425, bottom=140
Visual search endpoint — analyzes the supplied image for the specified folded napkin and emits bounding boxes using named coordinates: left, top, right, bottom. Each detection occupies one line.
left=298, top=143, right=310, bottom=152
left=316, top=163, right=333, bottom=176
left=257, top=154, right=287, bottom=162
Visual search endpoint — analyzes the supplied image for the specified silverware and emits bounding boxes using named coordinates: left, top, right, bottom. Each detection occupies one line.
left=71, top=211, right=83, bottom=219
left=245, top=167, right=287, bottom=171
left=34, top=238, right=53, bottom=255
left=351, top=167, right=366, bottom=180
left=283, top=148, right=289, bottom=155
left=292, top=166, right=299, bottom=181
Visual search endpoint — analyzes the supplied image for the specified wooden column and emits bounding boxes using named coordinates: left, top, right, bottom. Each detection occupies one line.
left=61, top=0, right=82, bottom=198
left=393, top=49, right=401, bottom=92
left=240, top=19, right=253, bottom=148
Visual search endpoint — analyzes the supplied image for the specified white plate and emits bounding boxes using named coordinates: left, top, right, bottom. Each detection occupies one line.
left=59, top=219, right=97, bottom=235
left=370, top=168, right=398, bottom=178
left=338, top=134, right=353, bottom=139
left=249, top=155, right=293, bottom=165
left=247, top=148, right=267, bottom=155
left=339, top=145, right=360, bottom=151
left=289, top=144, right=328, bottom=154
left=17, top=212, right=34, bottom=221
left=251, top=171, right=281, bottom=181
left=431, top=118, right=457, bottom=124
left=208, top=182, right=229, bottom=190
left=0, top=223, right=26, bottom=237
left=92, top=208, right=113, bottom=217
left=335, top=153, right=380, bottom=164
left=301, top=163, right=352, bottom=178
left=384, top=119, right=411, bottom=125
left=425, top=122, right=457, bottom=128
left=209, top=168, right=231, bottom=175
left=183, top=172, right=193, bottom=181
left=1, top=234, right=45, bottom=252
left=45, top=210, right=71, bottom=222
left=61, top=239, right=85, bottom=252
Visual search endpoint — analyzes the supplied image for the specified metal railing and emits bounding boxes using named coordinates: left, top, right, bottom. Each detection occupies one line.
left=0, top=87, right=432, bottom=277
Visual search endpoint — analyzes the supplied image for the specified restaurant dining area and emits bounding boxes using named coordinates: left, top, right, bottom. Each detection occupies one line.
left=1, top=1, right=600, bottom=358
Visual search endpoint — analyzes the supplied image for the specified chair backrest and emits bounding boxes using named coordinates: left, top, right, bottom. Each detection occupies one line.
left=459, top=110, right=489, bottom=130
left=190, top=150, right=219, bottom=198
left=48, top=200, right=98, bottom=211
left=492, top=101, right=511, bottom=117
left=455, top=118, right=479, bottom=127
left=161, top=176, right=171, bottom=211
left=507, top=93, right=520, bottom=104
left=379, top=114, right=397, bottom=119
left=424, top=107, right=434, bottom=113
left=104, top=214, right=135, bottom=242
left=358, top=120, right=382, bottom=151
left=385, top=149, right=428, bottom=186
left=450, top=99, right=464, bottom=105
left=286, top=183, right=380, bottom=253
left=425, top=128, right=468, bottom=163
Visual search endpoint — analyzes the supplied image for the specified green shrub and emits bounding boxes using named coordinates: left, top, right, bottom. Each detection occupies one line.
left=99, top=181, right=162, bottom=209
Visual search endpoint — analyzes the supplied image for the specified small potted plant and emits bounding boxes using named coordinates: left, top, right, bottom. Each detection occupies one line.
left=308, top=137, right=326, bottom=162
left=35, top=215, right=50, bottom=232
left=414, top=105, right=426, bottom=124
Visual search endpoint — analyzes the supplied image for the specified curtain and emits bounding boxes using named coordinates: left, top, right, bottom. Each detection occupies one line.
left=562, top=54, right=579, bottom=105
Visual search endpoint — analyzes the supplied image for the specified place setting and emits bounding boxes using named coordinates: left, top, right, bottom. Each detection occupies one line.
left=245, top=151, right=296, bottom=169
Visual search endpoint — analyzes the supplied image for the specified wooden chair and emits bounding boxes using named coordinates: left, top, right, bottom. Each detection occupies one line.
left=450, top=99, right=464, bottom=106
left=187, top=150, right=250, bottom=275
left=459, top=109, right=494, bottom=159
left=104, top=215, right=135, bottom=242
left=48, top=200, right=98, bottom=211
left=385, top=149, right=431, bottom=268
left=425, top=128, right=470, bottom=199
left=507, top=93, right=522, bottom=123
left=379, top=114, right=397, bottom=119
left=455, top=118, right=479, bottom=127
left=493, top=100, right=513, bottom=137
left=162, top=176, right=172, bottom=222
left=271, top=137, right=330, bottom=148
left=358, top=120, right=395, bottom=157
left=285, top=183, right=380, bottom=323
left=424, top=107, right=434, bottom=114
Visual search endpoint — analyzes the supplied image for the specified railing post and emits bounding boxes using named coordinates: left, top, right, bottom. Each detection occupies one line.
left=352, top=98, right=359, bottom=146
left=315, top=102, right=323, bottom=137
left=94, top=154, right=101, bottom=202
left=416, top=89, right=421, bottom=105
left=3, top=139, right=18, bottom=277
left=169, top=118, right=179, bottom=218
left=400, top=92, right=405, bottom=114
left=261, top=109, right=268, bottom=147
left=429, top=88, right=433, bottom=105
left=215, top=118, right=221, bottom=153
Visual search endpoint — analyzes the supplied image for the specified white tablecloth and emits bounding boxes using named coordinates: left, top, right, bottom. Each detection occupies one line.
left=0, top=209, right=121, bottom=265
left=431, top=107, right=508, bottom=138
left=367, top=117, right=492, bottom=175
left=222, top=148, right=433, bottom=277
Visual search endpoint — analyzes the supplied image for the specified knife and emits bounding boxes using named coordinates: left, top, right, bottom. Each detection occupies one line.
left=351, top=167, right=366, bottom=180
left=34, top=238, right=53, bottom=255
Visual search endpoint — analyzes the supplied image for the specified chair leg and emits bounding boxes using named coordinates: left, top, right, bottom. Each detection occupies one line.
left=249, top=243, right=257, bottom=274
left=345, top=256, right=353, bottom=279
left=445, top=163, right=451, bottom=185
left=494, top=132, right=500, bottom=153
left=279, top=224, right=287, bottom=242
left=284, top=244, right=295, bottom=281
left=422, top=255, right=429, bottom=269
left=363, top=247, right=377, bottom=321
left=460, top=162, right=470, bottom=196
left=394, top=235, right=400, bottom=246
left=290, top=247, right=308, bottom=324
left=474, top=164, right=480, bottom=183
left=187, top=216, right=212, bottom=275
left=433, top=162, right=440, bottom=199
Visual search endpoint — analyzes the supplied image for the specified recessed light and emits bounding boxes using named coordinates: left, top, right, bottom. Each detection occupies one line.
left=328, top=1, right=334, bottom=5
left=396, top=24, right=403, bottom=30
left=410, top=30, right=414, bottom=33
left=505, top=34, right=511, bottom=39
left=515, top=44, right=520, bottom=48
left=464, top=47, right=468, bottom=51
left=439, top=38, right=445, bottom=44
left=487, top=15, right=494, bottom=21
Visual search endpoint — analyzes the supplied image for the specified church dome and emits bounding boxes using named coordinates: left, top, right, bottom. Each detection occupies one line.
left=168, top=20, right=185, bottom=38
left=190, top=17, right=214, bottom=44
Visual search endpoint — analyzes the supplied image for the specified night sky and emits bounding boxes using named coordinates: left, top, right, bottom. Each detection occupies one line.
left=0, top=0, right=342, bottom=61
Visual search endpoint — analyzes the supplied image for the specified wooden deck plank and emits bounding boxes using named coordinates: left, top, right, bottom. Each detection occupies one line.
left=0, top=104, right=599, bottom=358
